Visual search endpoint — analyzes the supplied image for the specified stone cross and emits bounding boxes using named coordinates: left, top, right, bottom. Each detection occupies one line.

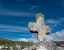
left=28, top=13, right=51, bottom=42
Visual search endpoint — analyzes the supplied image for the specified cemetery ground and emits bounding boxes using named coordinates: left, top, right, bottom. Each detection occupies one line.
left=0, top=38, right=33, bottom=50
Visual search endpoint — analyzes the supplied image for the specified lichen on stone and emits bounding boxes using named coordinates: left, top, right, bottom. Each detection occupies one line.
left=36, top=13, right=44, bottom=19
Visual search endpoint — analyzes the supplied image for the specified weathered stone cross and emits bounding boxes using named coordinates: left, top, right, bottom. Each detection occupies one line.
left=28, top=13, right=51, bottom=42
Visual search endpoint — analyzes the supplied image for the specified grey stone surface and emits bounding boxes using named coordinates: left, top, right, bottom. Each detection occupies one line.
left=36, top=46, right=47, bottom=50
left=26, top=41, right=63, bottom=50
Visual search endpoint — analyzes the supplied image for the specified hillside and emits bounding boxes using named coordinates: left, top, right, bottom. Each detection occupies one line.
left=54, top=41, right=64, bottom=45
left=0, top=38, right=32, bottom=46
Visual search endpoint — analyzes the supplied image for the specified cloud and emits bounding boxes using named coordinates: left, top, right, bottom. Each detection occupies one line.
left=61, top=0, right=64, bottom=6
left=18, top=38, right=28, bottom=42
left=17, top=35, right=37, bottom=42
left=19, top=35, right=37, bottom=36
left=60, top=18, right=64, bottom=20
left=0, top=24, right=28, bottom=32
left=18, top=29, right=64, bottom=42
left=45, top=19, right=62, bottom=26
left=46, top=29, right=64, bottom=41
left=0, top=5, right=2, bottom=7
left=18, top=0, right=25, bottom=1
left=58, top=17, right=64, bottom=21
left=30, top=6, right=39, bottom=10
left=0, top=9, right=35, bottom=17
left=16, top=0, right=25, bottom=2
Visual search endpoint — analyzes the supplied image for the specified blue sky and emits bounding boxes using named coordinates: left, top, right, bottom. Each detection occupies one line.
left=0, top=0, right=64, bottom=42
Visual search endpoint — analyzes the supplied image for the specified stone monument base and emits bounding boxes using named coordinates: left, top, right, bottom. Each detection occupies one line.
left=25, top=40, right=63, bottom=50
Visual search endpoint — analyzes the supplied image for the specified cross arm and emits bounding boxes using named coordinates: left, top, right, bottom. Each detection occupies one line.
left=46, top=26, right=51, bottom=35
left=28, top=22, right=37, bottom=33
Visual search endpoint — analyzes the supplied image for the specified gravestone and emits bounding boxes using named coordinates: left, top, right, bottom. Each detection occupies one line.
left=16, top=44, right=18, bottom=50
left=16, top=44, right=21, bottom=50
left=22, top=48, right=27, bottom=50
left=1, top=45, right=4, bottom=49
left=18, top=45, right=21, bottom=50
left=0, top=46, right=2, bottom=50
left=2, top=44, right=8, bottom=50
left=16, top=44, right=18, bottom=48
left=10, top=47, right=13, bottom=50
left=25, top=13, right=63, bottom=50
left=2, top=46, right=8, bottom=50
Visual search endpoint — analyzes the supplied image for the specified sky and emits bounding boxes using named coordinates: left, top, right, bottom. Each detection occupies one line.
left=0, top=0, right=64, bottom=42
